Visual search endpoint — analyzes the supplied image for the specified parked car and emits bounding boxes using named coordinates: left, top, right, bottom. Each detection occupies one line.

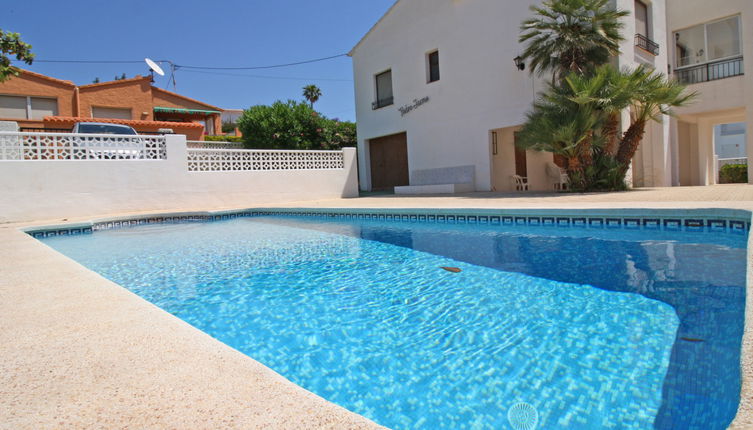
left=71, top=122, right=145, bottom=159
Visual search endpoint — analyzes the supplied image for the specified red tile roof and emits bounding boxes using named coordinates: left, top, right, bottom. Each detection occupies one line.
left=44, top=116, right=204, bottom=128
left=78, top=76, right=152, bottom=89
left=151, top=87, right=223, bottom=112
left=17, top=69, right=76, bottom=86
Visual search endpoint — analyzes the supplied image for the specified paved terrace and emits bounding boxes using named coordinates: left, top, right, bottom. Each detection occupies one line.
left=1, top=184, right=752, bottom=429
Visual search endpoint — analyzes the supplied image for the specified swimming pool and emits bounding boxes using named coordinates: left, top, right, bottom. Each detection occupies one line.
left=37, top=210, right=748, bottom=429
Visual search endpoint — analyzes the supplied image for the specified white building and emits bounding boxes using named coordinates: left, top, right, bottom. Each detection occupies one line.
left=349, top=0, right=752, bottom=192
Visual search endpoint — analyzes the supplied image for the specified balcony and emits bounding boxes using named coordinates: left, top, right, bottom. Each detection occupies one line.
left=634, top=34, right=659, bottom=56
left=675, top=56, right=744, bottom=84
left=372, top=96, right=394, bottom=110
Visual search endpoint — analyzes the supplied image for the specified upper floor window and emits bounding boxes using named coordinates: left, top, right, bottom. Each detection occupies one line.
left=635, top=0, right=648, bottom=38
left=0, top=95, right=58, bottom=120
left=427, top=50, right=440, bottom=83
left=373, top=70, right=393, bottom=110
left=633, top=1, right=659, bottom=55
left=675, top=15, right=742, bottom=68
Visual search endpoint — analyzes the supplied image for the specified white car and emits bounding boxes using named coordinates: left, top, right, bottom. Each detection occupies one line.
left=72, top=122, right=145, bottom=159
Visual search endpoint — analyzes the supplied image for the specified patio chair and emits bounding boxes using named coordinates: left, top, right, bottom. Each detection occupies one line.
left=511, top=175, right=529, bottom=191
left=546, top=162, right=568, bottom=190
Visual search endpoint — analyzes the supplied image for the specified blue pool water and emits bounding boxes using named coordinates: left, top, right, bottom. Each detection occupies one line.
left=40, top=215, right=747, bottom=429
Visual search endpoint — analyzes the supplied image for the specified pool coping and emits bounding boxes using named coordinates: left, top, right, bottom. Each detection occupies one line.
left=3, top=205, right=752, bottom=429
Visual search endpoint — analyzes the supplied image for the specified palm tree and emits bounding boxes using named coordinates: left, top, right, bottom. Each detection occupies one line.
left=517, top=77, right=603, bottom=190
left=614, top=66, right=696, bottom=174
left=519, top=0, right=628, bottom=81
left=302, top=84, right=322, bottom=108
left=517, top=65, right=695, bottom=190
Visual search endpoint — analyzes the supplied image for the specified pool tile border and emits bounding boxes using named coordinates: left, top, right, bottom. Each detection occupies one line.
left=23, top=207, right=752, bottom=238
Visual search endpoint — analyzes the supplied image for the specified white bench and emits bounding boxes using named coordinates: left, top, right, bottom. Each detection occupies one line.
left=395, top=165, right=475, bottom=195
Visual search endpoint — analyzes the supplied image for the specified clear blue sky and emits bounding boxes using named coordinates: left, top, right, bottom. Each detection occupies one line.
left=3, top=0, right=396, bottom=122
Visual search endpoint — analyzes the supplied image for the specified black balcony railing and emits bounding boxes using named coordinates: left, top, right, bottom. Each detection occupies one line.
left=635, top=34, right=659, bottom=55
left=675, top=56, right=744, bottom=84
left=372, top=96, right=394, bottom=110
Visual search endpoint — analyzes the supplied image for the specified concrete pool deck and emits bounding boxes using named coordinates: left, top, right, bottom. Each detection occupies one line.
left=1, top=184, right=751, bottom=429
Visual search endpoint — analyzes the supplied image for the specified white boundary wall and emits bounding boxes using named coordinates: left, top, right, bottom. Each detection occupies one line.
left=0, top=134, right=358, bottom=223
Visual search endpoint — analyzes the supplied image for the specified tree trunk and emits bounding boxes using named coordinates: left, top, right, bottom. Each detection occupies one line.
left=603, top=113, right=620, bottom=157
left=580, top=130, right=594, bottom=169
left=616, top=118, right=648, bottom=175
left=567, top=155, right=583, bottom=190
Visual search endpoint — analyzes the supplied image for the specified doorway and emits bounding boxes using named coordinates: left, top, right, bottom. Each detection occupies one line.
left=369, top=132, right=409, bottom=191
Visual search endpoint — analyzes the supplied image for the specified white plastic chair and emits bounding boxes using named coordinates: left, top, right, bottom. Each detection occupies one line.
left=511, top=175, right=529, bottom=191
left=546, top=162, right=568, bottom=190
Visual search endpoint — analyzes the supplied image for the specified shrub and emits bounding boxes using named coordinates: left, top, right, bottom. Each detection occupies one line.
left=237, top=100, right=356, bottom=150
left=204, top=135, right=243, bottom=143
left=719, top=164, right=748, bottom=183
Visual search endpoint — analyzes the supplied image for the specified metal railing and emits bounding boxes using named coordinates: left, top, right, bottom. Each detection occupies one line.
left=0, top=131, right=167, bottom=160
left=634, top=34, right=659, bottom=55
left=372, top=96, right=394, bottom=110
left=675, top=56, right=744, bottom=84
left=187, top=148, right=345, bottom=172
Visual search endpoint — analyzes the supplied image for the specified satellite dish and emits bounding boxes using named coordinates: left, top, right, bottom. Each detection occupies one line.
left=145, top=58, right=165, bottom=76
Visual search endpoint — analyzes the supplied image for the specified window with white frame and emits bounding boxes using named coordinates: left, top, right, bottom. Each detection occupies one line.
left=0, top=95, right=58, bottom=119
left=674, top=15, right=742, bottom=68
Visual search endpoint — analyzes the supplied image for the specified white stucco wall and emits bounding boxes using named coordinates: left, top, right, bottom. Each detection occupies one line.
left=351, top=0, right=548, bottom=192
left=667, top=0, right=753, bottom=184
left=0, top=135, right=358, bottom=223
left=351, top=0, right=680, bottom=191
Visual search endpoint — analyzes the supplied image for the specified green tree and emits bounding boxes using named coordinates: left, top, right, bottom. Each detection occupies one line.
left=515, top=0, right=694, bottom=191
left=0, top=29, right=34, bottom=82
left=237, top=100, right=356, bottom=150
left=302, top=84, right=322, bottom=108
left=517, top=65, right=695, bottom=191
left=519, top=0, right=628, bottom=82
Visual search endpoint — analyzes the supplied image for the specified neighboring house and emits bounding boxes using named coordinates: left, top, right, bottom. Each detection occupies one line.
left=0, top=70, right=223, bottom=140
left=349, top=0, right=752, bottom=192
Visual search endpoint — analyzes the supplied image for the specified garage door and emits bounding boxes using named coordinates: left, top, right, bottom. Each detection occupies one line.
left=369, top=132, right=409, bottom=191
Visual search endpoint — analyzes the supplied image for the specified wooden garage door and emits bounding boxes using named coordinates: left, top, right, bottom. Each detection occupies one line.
left=369, top=132, right=409, bottom=191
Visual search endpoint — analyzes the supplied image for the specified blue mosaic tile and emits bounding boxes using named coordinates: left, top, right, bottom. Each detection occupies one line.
left=26, top=209, right=752, bottom=240
left=730, top=220, right=745, bottom=231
